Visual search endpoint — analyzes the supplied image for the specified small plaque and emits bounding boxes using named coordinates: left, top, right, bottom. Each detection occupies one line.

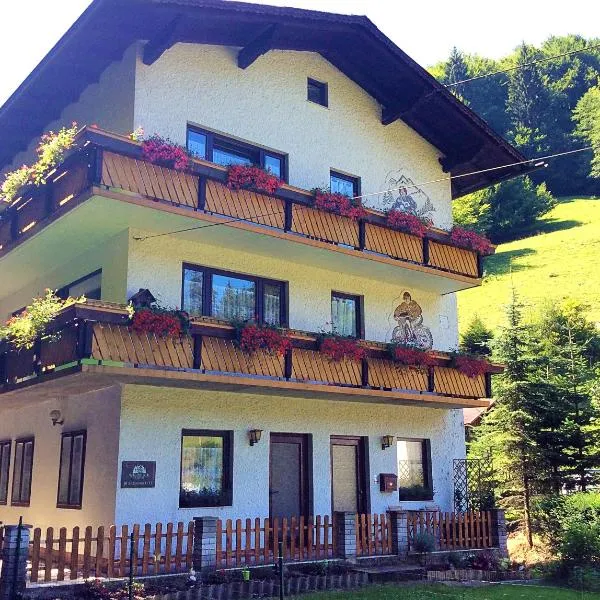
left=121, top=461, right=156, bottom=488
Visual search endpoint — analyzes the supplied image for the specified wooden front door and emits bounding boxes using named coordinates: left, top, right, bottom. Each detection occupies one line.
left=330, top=436, right=369, bottom=514
left=269, top=433, right=311, bottom=521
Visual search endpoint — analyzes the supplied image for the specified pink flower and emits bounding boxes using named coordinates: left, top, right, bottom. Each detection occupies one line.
left=226, top=165, right=282, bottom=194
left=386, top=209, right=430, bottom=238
left=450, top=227, right=494, bottom=255
left=313, top=190, right=367, bottom=221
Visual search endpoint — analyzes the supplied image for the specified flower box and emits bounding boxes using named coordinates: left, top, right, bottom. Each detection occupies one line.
left=237, top=323, right=291, bottom=356
left=141, top=135, right=191, bottom=171
left=131, top=308, right=189, bottom=337
left=227, top=165, right=282, bottom=194
left=389, top=344, right=439, bottom=367
left=385, top=209, right=430, bottom=238
left=313, top=190, right=367, bottom=221
left=449, top=226, right=493, bottom=255
left=451, top=354, right=491, bottom=378
left=319, top=335, right=366, bottom=362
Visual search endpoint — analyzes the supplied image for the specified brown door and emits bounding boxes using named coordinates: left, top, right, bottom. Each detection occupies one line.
left=269, top=433, right=311, bottom=521
left=331, top=436, right=369, bottom=514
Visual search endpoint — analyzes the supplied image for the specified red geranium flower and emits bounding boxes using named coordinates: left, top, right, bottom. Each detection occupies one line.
left=391, top=345, right=438, bottom=367
left=450, top=226, right=494, bottom=255
left=452, top=355, right=490, bottom=378
left=385, top=209, right=430, bottom=238
left=314, top=190, right=367, bottom=221
left=131, top=309, right=183, bottom=337
left=238, top=324, right=291, bottom=356
left=319, top=336, right=366, bottom=362
left=227, top=165, right=282, bottom=195
left=141, top=135, right=190, bottom=171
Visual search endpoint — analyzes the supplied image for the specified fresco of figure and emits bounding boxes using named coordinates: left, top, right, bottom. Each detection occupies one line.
left=391, top=291, right=433, bottom=350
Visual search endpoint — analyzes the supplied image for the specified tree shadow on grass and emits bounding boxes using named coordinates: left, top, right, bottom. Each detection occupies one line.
left=483, top=247, right=537, bottom=277
left=525, top=218, right=583, bottom=236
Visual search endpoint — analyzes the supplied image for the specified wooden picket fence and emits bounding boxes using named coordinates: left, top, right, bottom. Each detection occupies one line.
left=29, top=522, right=194, bottom=583
left=215, top=515, right=334, bottom=568
left=406, top=510, right=494, bottom=551
left=355, top=513, right=393, bottom=556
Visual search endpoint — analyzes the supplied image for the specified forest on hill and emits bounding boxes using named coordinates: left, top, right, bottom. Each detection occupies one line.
left=430, top=35, right=600, bottom=243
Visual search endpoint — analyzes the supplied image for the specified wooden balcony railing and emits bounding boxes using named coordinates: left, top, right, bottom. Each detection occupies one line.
left=0, top=302, right=499, bottom=404
left=0, top=128, right=487, bottom=282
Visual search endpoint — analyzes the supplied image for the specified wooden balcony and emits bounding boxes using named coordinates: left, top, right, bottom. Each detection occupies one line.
left=0, top=128, right=486, bottom=286
left=0, top=302, right=499, bottom=408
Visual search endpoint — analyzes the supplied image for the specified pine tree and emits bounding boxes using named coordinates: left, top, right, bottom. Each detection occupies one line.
left=445, top=46, right=470, bottom=102
left=460, top=315, right=493, bottom=356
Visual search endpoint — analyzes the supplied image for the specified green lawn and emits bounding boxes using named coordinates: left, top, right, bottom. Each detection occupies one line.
left=458, top=197, right=600, bottom=333
left=300, top=583, right=600, bottom=599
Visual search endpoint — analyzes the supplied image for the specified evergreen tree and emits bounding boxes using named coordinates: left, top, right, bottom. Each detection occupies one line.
left=460, top=315, right=493, bottom=356
left=573, top=84, right=600, bottom=178
left=445, top=46, right=470, bottom=102
left=506, top=43, right=550, bottom=157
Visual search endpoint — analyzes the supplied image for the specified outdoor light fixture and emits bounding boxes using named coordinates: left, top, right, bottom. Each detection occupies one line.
left=248, top=429, right=263, bottom=446
left=381, top=435, right=395, bottom=450
left=50, top=409, right=64, bottom=426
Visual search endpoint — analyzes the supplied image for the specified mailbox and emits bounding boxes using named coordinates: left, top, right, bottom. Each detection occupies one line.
left=379, top=473, right=398, bottom=493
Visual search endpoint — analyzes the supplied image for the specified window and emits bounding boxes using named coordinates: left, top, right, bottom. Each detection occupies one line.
left=330, top=171, right=359, bottom=198
left=331, top=292, right=363, bottom=339
left=180, top=430, right=233, bottom=507
left=11, top=438, right=34, bottom=506
left=57, top=431, right=86, bottom=509
left=307, top=78, right=328, bottom=107
left=186, top=127, right=287, bottom=181
left=397, top=439, right=433, bottom=501
left=182, top=265, right=287, bottom=326
left=58, top=270, right=102, bottom=301
left=0, top=440, right=11, bottom=505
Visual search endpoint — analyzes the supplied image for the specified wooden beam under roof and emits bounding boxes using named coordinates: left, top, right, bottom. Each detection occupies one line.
left=237, top=24, right=278, bottom=69
left=142, top=15, right=182, bottom=66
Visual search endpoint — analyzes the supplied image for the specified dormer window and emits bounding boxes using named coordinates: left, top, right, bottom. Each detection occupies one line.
left=307, top=78, right=328, bottom=107
left=186, top=127, right=287, bottom=181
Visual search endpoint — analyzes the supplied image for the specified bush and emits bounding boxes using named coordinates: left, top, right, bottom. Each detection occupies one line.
left=559, top=521, right=600, bottom=566
left=413, top=532, right=436, bottom=554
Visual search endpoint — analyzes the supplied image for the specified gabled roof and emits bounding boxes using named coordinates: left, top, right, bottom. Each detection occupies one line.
left=0, top=0, right=535, bottom=196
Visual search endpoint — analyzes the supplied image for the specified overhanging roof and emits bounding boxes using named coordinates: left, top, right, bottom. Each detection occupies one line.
left=0, top=0, right=535, bottom=197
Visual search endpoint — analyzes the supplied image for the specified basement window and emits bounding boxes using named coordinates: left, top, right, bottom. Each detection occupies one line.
left=307, top=78, right=328, bottom=107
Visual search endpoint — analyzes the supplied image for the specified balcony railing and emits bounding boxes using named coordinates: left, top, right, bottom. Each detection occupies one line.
left=0, top=128, right=486, bottom=283
left=0, top=301, right=499, bottom=405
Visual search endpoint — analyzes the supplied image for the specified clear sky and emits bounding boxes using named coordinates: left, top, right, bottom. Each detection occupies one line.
left=1, top=0, right=598, bottom=107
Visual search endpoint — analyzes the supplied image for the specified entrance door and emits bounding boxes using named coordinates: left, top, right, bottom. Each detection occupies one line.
left=269, top=433, right=311, bottom=521
left=331, top=436, right=369, bottom=514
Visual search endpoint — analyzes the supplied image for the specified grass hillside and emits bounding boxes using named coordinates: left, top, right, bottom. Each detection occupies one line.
left=458, top=197, right=600, bottom=333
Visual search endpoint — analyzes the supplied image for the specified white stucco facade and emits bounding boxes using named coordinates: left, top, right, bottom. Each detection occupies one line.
left=134, top=44, right=453, bottom=229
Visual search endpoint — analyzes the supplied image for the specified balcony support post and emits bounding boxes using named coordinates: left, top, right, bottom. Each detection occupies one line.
left=477, top=253, right=484, bottom=278
left=77, top=321, right=94, bottom=360
left=193, top=335, right=202, bottom=370
left=358, top=220, right=366, bottom=250
left=423, top=237, right=430, bottom=266
left=427, top=366, right=435, bottom=393
left=284, top=348, right=293, bottom=380
left=361, top=358, right=369, bottom=387
left=284, top=200, right=293, bottom=232
left=197, top=177, right=206, bottom=210
left=90, top=146, right=104, bottom=186
left=485, top=372, right=493, bottom=398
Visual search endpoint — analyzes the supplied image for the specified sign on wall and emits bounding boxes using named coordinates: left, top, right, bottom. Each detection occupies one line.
left=121, top=461, right=156, bottom=488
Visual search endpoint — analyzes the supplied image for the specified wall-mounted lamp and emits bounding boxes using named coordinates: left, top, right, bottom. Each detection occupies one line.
left=50, top=410, right=64, bottom=426
left=248, top=429, right=263, bottom=447
left=381, top=435, right=395, bottom=450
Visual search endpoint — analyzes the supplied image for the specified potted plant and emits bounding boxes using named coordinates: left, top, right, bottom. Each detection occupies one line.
left=385, top=209, right=430, bottom=238
left=450, top=352, right=491, bottom=378
left=318, top=334, right=366, bottom=362
left=449, top=226, right=494, bottom=255
left=141, top=135, right=191, bottom=171
left=235, top=322, right=292, bottom=356
left=388, top=343, right=439, bottom=368
left=313, top=188, right=367, bottom=220
left=226, top=165, right=282, bottom=194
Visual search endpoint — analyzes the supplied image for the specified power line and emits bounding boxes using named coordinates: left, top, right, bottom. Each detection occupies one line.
left=444, top=42, right=600, bottom=88
left=134, top=145, right=592, bottom=241
left=351, top=146, right=592, bottom=202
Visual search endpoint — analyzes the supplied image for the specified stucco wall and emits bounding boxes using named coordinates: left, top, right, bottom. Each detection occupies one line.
left=0, top=228, right=129, bottom=320
left=127, top=228, right=459, bottom=351
left=0, top=386, right=121, bottom=530
left=5, top=45, right=136, bottom=173
left=115, top=384, right=465, bottom=526
left=134, top=45, right=453, bottom=229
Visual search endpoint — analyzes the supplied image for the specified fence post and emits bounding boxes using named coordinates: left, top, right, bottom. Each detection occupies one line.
left=489, top=509, right=508, bottom=558
left=388, top=510, right=409, bottom=557
left=0, top=520, right=31, bottom=600
left=192, top=516, right=218, bottom=572
left=333, top=512, right=357, bottom=560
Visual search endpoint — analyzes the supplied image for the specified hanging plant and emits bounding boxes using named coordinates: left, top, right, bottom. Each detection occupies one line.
left=1, top=122, right=79, bottom=203
left=385, top=209, right=430, bottom=238
left=141, top=135, right=191, bottom=171
left=388, top=343, right=439, bottom=367
left=313, top=189, right=367, bottom=221
left=450, top=226, right=494, bottom=255
left=130, top=307, right=190, bottom=337
left=0, top=290, right=85, bottom=350
left=319, top=334, right=366, bottom=362
left=226, top=165, right=282, bottom=195
left=235, top=322, right=292, bottom=356
left=451, top=353, right=491, bottom=378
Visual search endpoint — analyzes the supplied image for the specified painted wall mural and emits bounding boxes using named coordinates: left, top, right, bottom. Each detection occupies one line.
left=377, top=169, right=436, bottom=223
left=391, top=291, right=433, bottom=350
